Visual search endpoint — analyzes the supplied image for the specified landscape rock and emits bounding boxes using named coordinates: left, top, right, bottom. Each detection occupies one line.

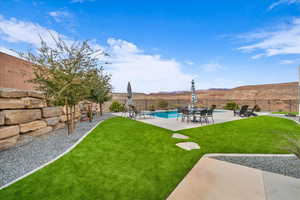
left=53, top=122, right=65, bottom=130
left=20, top=120, right=47, bottom=133
left=0, top=135, right=19, bottom=150
left=172, top=133, right=189, bottom=139
left=0, top=125, right=19, bottom=140
left=3, top=109, right=42, bottom=125
left=176, top=142, right=200, bottom=151
left=0, top=98, right=25, bottom=109
left=22, top=97, right=46, bottom=108
left=0, top=88, right=27, bottom=98
left=0, top=111, right=4, bottom=125
left=60, top=115, right=67, bottom=122
left=42, top=107, right=62, bottom=118
left=44, top=117, right=60, bottom=126
left=28, top=126, right=53, bottom=136
left=26, top=91, right=44, bottom=99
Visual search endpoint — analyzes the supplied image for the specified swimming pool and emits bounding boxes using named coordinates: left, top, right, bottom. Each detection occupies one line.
left=149, top=111, right=180, bottom=118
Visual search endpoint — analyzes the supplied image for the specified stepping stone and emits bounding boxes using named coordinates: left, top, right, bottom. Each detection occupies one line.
left=176, top=142, right=200, bottom=151
left=172, top=133, right=189, bottom=139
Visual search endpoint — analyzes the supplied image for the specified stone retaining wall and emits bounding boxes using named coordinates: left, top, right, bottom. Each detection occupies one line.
left=0, top=88, right=77, bottom=151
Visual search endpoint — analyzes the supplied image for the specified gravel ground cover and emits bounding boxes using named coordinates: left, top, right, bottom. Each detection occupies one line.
left=213, top=155, right=300, bottom=179
left=0, top=114, right=113, bottom=187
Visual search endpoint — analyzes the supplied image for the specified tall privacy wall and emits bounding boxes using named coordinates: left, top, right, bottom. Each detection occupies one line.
left=0, top=88, right=81, bottom=151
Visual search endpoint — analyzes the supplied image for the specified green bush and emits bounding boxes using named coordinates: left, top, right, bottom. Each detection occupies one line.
left=224, top=102, right=239, bottom=110
left=109, top=101, right=125, bottom=112
left=157, top=100, right=168, bottom=109
left=149, top=105, right=156, bottom=111
left=254, top=105, right=261, bottom=112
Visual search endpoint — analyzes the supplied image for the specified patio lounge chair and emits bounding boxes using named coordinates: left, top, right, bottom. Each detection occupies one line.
left=245, top=105, right=258, bottom=117
left=234, top=105, right=248, bottom=117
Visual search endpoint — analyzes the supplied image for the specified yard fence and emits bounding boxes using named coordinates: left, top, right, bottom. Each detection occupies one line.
left=104, top=98, right=299, bottom=112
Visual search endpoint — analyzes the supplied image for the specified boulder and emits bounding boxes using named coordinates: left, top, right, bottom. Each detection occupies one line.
left=0, top=125, right=19, bottom=140
left=22, top=97, right=46, bottom=108
left=0, top=111, right=4, bottom=125
left=42, top=107, right=62, bottom=118
left=0, top=98, right=25, bottom=109
left=0, top=135, right=19, bottom=150
left=53, top=122, right=65, bottom=130
left=20, top=120, right=47, bottom=133
left=60, top=115, right=67, bottom=122
left=26, top=91, right=45, bottom=99
left=4, top=109, right=42, bottom=125
left=28, top=126, right=53, bottom=136
left=44, top=117, right=60, bottom=126
left=0, top=88, right=27, bottom=98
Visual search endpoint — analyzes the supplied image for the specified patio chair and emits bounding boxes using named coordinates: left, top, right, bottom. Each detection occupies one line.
left=234, top=105, right=248, bottom=117
left=195, top=109, right=207, bottom=125
left=176, top=107, right=184, bottom=120
left=206, top=108, right=214, bottom=124
left=181, top=109, right=191, bottom=122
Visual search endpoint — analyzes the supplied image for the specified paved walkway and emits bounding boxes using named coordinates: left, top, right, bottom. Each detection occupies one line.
left=167, top=157, right=300, bottom=200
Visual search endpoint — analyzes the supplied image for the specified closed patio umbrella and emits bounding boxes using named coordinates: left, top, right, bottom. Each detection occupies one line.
left=191, top=79, right=198, bottom=108
left=127, top=81, right=133, bottom=107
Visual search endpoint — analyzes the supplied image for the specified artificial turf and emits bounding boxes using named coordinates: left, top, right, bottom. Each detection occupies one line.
left=0, top=116, right=299, bottom=200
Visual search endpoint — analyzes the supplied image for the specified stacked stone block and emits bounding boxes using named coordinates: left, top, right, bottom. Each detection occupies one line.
left=0, top=88, right=68, bottom=150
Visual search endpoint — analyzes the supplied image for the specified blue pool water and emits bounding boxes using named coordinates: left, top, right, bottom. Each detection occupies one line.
left=149, top=111, right=180, bottom=118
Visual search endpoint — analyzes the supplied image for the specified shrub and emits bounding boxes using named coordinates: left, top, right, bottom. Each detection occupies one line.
left=211, top=105, right=217, bottom=109
left=254, top=105, right=261, bottom=112
left=157, top=100, right=168, bottom=109
left=224, top=102, right=239, bottom=110
left=149, top=105, right=156, bottom=111
left=109, top=101, right=125, bottom=112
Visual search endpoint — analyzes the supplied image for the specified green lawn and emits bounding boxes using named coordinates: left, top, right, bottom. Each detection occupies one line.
left=1, top=116, right=300, bottom=200
left=272, top=111, right=298, bottom=115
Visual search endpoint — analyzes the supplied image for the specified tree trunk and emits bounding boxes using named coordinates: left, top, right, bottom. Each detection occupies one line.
left=72, top=105, right=76, bottom=130
left=99, top=103, right=103, bottom=116
left=65, top=98, right=72, bottom=135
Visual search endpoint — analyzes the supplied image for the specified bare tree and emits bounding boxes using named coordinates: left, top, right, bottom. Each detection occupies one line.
left=19, top=36, right=108, bottom=134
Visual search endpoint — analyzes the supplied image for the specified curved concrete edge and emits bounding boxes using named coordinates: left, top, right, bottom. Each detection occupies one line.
left=0, top=119, right=107, bottom=190
left=203, top=153, right=295, bottom=157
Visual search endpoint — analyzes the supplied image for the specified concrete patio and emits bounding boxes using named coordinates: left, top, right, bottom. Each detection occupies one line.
left=136, top=110, right=242, bottom=131
left=167, top=157, right=300, bottom=200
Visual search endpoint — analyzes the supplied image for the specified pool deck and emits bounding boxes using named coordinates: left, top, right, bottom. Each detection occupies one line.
left=113, top=110, right=269, bottom=131
left=136, top=110, right=247, bottom=131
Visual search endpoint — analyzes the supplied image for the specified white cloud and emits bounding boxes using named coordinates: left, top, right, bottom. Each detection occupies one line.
left=0, top=15, right=194, bottom=93
left=200, top=62, right=223, bottom=72
left=269, top=0, right=300, bottom=10
left=105, top=38, right=193, bottom=93
left=0, top=46, right=19, bottom=57
left=280, top=58, right=300, bottom=64
left=185, top=61, right=194, bottom=65
left=70, top=0, right=94, bottom=3
left=238, top=18, right=300, bottom=58
left=0, top=15, right=72, bottom=48
left=49, top=11, right=71, bottom=23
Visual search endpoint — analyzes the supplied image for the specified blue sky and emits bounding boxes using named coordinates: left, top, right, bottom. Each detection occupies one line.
left=0, top=0, right=299, bottom=93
